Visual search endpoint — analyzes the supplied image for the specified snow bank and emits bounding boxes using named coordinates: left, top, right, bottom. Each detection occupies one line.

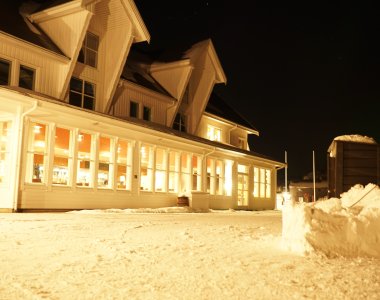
left=68, top=206, right=209, bottom=214
left=282, top=183, right=380, bottom=258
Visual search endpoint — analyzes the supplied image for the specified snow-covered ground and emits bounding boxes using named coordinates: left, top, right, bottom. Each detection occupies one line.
left=1, top=203, right=379, bottom=300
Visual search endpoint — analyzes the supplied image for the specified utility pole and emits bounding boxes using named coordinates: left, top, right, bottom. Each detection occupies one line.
left=285, top=150, right=288, bottom=192
left=313, top=150, right=316, bottom=202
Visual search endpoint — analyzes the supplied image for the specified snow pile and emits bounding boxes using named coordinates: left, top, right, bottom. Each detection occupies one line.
left=282, top=183, right=380, bottom=258
left=333, top=134, right=377, bottom=144
left=68, top=206, right=198, bottom=214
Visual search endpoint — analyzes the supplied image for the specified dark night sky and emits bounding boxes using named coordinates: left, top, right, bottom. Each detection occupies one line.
left=134, top=0, right=380, bottom=183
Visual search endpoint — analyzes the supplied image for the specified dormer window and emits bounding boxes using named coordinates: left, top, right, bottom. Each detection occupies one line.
left=130, top=101, right=139, bottom=118
left=78, top=32, right=99, bottom=68
left=143, top=106, right=151, bottom=121
left=0, top=59, right=11, bottom=85
left=173, top=113, right=186, bottom=133
left=238, top=137, right=246, bottom=149
left=19, top=65, right=35, bottom=90
left=207, top=125, right=221, bottom=142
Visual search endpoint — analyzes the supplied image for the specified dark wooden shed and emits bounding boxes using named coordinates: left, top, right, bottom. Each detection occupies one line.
left=327, top=136, right=380, bottom=198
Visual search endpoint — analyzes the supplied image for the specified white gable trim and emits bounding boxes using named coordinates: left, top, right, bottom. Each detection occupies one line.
left=120, top=0, right=150, bottom=43
left=29, top=1, right=91, bottom=23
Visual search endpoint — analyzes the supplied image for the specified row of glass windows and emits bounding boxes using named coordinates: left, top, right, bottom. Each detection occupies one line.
left=130, top=101, right=151, bottom=121
left=26, top=122, right=132, bottom=190
left=0, top=58, right=35, bottom=90
left=1, top=120, right=272, bottom=200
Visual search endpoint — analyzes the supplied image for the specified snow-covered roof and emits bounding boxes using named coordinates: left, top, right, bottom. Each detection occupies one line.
left=328, top=134, right=378, bottom=157
left=333, top=134, right=377, bottom=144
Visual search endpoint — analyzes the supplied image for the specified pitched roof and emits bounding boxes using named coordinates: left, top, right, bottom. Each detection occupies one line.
left=121, top=47, right=172, bottom=96
left=0, top=1, right=65, bottom=55
left=205, top=92, right=257, bottom=132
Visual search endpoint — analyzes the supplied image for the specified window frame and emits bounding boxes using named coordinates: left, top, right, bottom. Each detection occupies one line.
left=237, top=164, right=249, bottom=206
left=25, top=121, right=49, bottom=184
left=78, top=31, right=99, bottom=68
left=173, top=113, right=187, bottom=133
left=0, top=58, right=11, bottom=85
left=52, top=126, right=74, bottom=186
left=207, top=125, right=221, bottom=142
left=97, top=135, right=115, bottom=189
left=130, top=101, right=139, bottom=118
left=143, top=105, right=151, bottom=121
left=253, top=166, right=271, bottom=199
left=76, top=131, right=95, bottom=187
left=69, top=77, right=96, bottom=110
left=116, top=139, right=132, bottom=191
left=19, top=64, right=35, bottom=90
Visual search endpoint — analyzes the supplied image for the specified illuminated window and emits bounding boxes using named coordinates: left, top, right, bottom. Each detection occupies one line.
left=76, top=131, right=94, bottom=187
left=140, top=144, right=153, bottom=191
left=224, top=160, right=233, bottom=196
left=237, top=164, right=249, bottom=206
left=206, top=158, right=215, bottom=194
left=215, top=160, right=224, bottom=195
left=98, top=136, right=114, bottom=189
left=78, top=31, right=99, bottom=68
left=19, top=65, right=35, bottom=90
left=52, top=127, right=73, bottom=185
left=116, top=139, right=132, bottom=190
left=207, top=125, right=221, bottom=142
left=253, top=167, right=259, bottom=197
left=0, top=58, right=11, bottom=85
left=69, top=77, right=95, bottom=110
left=173, top=113, right=186, bottom=132
left=181, top=152, right=191, bottom=193
left=0, top=121, right=12, bottom=185
left=26, top=122, right=47, bottom=184
left=192, top=155, right=202, bottom=191
left=155, top=148, right=167, bottom=192
left=168, top=151, right=179, bottom=192
left=207, top=158, right=225, bottom=195
left=253, top=167, right=271, bottom=198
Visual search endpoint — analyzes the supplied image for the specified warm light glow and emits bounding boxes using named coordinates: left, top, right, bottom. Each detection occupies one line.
left=207, top=125, right=221, bottom=142
left=224, top=178, right=232, bottom=195
left=33, top=125, right=42, bottom=134
left=282, top=191, right=291, bottom=202
left=34, top=141, right=45, bottom=148
left=78, top=134, right=84, bottom=142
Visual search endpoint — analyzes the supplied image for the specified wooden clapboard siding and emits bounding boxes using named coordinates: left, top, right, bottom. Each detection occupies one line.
left=328, top=140, right=380, bottom=197
left=0, top=35, right=67, bottom=99
left=112, top=82, right=170, bottom=125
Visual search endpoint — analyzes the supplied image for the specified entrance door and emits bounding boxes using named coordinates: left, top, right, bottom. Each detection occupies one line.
left=237, top=164, right=249, bottom=206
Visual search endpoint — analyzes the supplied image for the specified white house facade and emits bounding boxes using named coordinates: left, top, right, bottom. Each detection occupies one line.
left=0, top=0, right=285, bottom=212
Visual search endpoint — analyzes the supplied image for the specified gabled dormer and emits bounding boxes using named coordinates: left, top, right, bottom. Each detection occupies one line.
left=176, top=39, right=227, bottom=135
left=149, top=59, right=193, bottom=127
left=27, top=0, right=150, bottom=112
